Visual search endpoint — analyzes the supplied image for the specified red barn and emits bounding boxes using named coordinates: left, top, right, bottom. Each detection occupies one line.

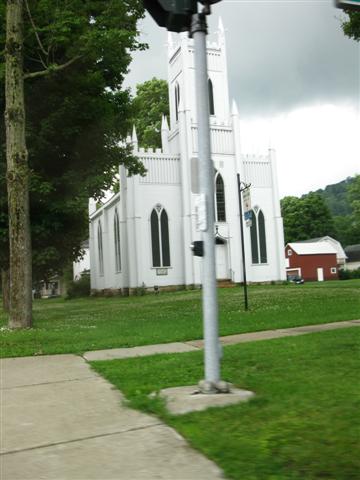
left=285, top=242, right=339, bottom=282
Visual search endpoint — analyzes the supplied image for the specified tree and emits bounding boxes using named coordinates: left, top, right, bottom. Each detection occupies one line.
left=342, top=11, right=360, bottom=41
left=1, top=0, right=146, bottom=326
left=346, top=174, right=360, bottom=243
left=131, top=78, right=169, bottom=149
left=4, top=0, right=32, bottom=328
left=281, top=193, right=336, bottom=244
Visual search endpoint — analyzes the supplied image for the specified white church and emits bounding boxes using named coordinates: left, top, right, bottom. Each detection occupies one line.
left=89, top=21, right=286, bottom=294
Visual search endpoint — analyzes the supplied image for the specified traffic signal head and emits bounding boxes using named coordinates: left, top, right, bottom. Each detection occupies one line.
left=143, top=0, right=223, bottom=32
left=144, top=0, right=198, bottom=32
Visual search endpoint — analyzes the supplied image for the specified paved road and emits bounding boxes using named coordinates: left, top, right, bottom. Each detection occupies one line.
left=1, top=354, right=224, bottom=479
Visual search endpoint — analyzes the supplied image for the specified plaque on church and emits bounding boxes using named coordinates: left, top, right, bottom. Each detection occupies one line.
left=156, top=268, right=168, bottom=275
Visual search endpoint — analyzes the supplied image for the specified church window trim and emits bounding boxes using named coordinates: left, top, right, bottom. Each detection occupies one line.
left=250, top=207, right=268, bottom=265
left=215, top=171, right=226, bottom=222
left=208, top=78, right=215, bottom=116
left=150, top=204, right=171, bottom=268
left=175, top=82, right=180, bottom=122
left=114, top=208, right=121, bottom=273
left=98, top=220, right=104, bottom=277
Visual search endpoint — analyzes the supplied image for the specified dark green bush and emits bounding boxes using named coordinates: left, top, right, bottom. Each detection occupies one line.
left=66, top=274, right=90, bottom=299
left=339, top=268, right=360, bottom=280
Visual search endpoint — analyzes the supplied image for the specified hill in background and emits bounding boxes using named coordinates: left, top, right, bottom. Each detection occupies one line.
left=313, top=176, right=356, bottom=217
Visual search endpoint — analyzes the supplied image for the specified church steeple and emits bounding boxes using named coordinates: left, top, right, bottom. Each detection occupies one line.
left=167, top=16, right=231, bottom=131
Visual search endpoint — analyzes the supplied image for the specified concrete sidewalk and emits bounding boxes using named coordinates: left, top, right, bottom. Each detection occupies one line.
left=84, top=319, right=360, bottom=361
left=1, top=355, right=224, bottom=479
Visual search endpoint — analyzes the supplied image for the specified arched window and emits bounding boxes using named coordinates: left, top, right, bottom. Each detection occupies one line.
left=208, top=78, right=215, bottom=115
left=215, top=171, right=226, bottom=222
left=98, top=221, right=104, bottom=276
left=250, top=207, right=267, bottom=264
left=151, top=205, right=171, bottom=267
left=175, top=83, right=180, bottom=122
left=114, top=208, right=121, bottom=273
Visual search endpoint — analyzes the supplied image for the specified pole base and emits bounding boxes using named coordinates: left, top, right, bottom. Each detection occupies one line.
left=198, top=379, right=231, bottom=394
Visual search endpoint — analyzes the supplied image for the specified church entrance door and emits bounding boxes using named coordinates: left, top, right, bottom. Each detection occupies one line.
left=216, top=244, right=229, bottom=280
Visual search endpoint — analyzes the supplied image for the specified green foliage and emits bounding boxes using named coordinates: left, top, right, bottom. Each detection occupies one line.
left=66, top=274, right=90, bottom=299
left=314, top=176, right=355, bottom=216
left=131, top=78, right=169, bottom=149
left=281, top=192, right=336, bottom=244
left=342, top=11, right=360, bottom=41
left=92, top=328, right=360, bottom=480
left=0, top=0, right=146, bottom=280
left=339, top=268, right=360, bottom=280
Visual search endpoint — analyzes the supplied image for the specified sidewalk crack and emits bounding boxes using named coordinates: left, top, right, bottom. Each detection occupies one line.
left=1, top=422, right=164, bottom=457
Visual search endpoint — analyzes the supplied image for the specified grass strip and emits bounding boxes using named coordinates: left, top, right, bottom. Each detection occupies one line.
left=1, top=280, right=359, bottom=357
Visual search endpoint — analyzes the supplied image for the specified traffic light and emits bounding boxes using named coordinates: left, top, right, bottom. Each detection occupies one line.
left=143, top=0, right=197, bottom=32
left=143, top=0, right=223, bottom=32
left=190, top=241, right=204, bottom=257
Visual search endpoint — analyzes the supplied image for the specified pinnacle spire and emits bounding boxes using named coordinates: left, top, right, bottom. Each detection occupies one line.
left=161, top=115, right=169, bottom=131
left=132, top=124, right=138, bottom=143
left=231, top=99, right=239, bottom=116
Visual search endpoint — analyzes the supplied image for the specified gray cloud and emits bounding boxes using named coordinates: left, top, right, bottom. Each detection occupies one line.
left=126, top=0, right=359, bottom=117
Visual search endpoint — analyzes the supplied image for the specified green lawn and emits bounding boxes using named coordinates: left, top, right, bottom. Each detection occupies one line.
left=1, top=280, right=359, bottom=358
left=91, top=328, right=360, bottom=480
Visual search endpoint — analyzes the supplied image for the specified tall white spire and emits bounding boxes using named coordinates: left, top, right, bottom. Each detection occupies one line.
left=132, top=125, right=138, bottom=150
left=218, top=17, right=225, bottom=46
left=161, top=114, right=169, bottom=132
left=161, top=115, right=170, bottom=153
left=231, top=99, right=239, bottom=117
left=167, top=32, right=174, bottom=52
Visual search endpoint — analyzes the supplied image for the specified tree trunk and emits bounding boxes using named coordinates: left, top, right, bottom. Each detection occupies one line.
left=1, top=269, right=10, bottom=312
left=5, top=0, right=32, bottom=329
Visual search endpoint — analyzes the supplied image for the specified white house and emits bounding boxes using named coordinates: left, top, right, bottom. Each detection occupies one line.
left=89, top=22, right=286, bottom=294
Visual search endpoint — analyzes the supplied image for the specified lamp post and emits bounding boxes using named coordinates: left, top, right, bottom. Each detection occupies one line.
left=144, top=0, right=228, bottom=393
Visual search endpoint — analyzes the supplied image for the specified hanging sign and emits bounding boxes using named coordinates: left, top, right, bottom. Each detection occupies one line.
left=242, top=188, right=251, bottom=213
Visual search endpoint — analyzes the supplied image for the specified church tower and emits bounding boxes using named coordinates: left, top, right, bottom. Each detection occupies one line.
left=166, top=18, right=231, bottom=142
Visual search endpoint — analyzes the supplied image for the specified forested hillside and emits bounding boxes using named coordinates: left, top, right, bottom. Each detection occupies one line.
left=314, top=177, right=355, bottom=216
left=281, top=175, right=360, bottom=247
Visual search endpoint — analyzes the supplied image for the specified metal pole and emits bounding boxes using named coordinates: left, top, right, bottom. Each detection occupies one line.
left=237, top=174, right=249, bottom=311
left=191, top=13, right=220, bottom=389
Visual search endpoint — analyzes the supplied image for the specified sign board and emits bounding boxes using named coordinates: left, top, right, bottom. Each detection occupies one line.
left=244, top=210, right=252, bottom=227
left=195, top=194, right=208, bottom=232
left=242, top=188, right=251, bottom=213
left=156, top=268, right=168, bottom=275
left=336, top=0, right=360, bottom=10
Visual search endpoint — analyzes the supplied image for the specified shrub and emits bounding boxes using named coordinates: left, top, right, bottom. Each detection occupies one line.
left=66, top=274, right=90, bottom=299
left=339, top=268, right=360, bottom=280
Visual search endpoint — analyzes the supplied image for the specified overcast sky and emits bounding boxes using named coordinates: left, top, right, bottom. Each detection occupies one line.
left=125, top=0, right=359, bottom=198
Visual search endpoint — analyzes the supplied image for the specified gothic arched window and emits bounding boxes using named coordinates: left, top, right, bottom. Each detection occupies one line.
left=114, top=208, right=121, bottom=273
left=208, top=78, right=215, bottom=115
left=175, top=83, right=180, bottom=122
left=250, top=207, right=267, bottom=264
left=215, top=171, right=226, bottom=222
left=98, top=221, right=104, bottom=276
left=150, top=205, right=171, bottom=267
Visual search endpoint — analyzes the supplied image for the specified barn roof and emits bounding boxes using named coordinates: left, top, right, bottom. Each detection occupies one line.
left=287, top=241, right=337, bottom=255
left=344, top=244, right=360, bottom=262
